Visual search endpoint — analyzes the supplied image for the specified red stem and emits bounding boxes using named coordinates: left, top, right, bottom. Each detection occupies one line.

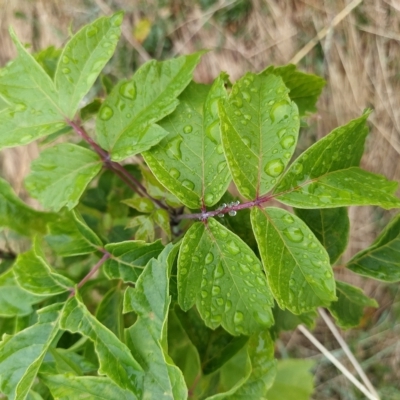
left=69, top=252, right=110, bottom=297
left=66, top=119, right=168, bottom=210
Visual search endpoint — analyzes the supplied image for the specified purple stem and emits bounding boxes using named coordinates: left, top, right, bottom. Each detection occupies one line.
left=69, top=252, right=110, bottom=297
left=177, top=194, right=274, bottom=221
left=66, top=119, right=168, bottom=210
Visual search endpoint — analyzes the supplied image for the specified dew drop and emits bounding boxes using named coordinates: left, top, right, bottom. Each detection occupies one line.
left=166, top=136, right=183, bottom=160
left=206, top=121, right=219, bottom=144
left=180, top=268, right=188, bottom=275
left=228, top=210, right=237, bottom=217
left=239, top=263, right=250, bottom=273
left=280, top=135, right=295, bottom=149
left=217, top=144, right=224, bottom=154
left=183, top=125, right=193, bottom=134
left=201, top=291, right=208, bottom=298
left=203, top=193, right=214, bottom=207
left=217, top=161, right=226, bottom=174
left=86, top=27, right=98, bottom=37
left=182, top=179, right=195, bottom=190
left=243, top=114, right=251, bottom=121
left=62, top=55, right=70, bottom=64
left=119, top=81, right=136, bottom=100
left=242, top=91, right=251, bottom=102
left=99, top=106, right=114, bottom=121
left=212, top=286, right=221, bottom=295
left=226, top=240, right=240, bottom=255
left=169, top=168, right=180, bottom=179
left=225, top=300, right=232, bottom=312
left=234, top=311, right=244, bottom=324
left=62, top=67, right=71, bottom=74
left=217, top=298, right=224, bottom=306
left=277, top=128, right=287, bottom=138
left=254, top=311, right=271, bottom=327
left=264, top=159, right=284, bottom=177
left=284, top=152, right=291, bottom=159
left=205, top=252, right=214, bottom=264
left=283, top=214, right=294, bottom=224
left=270, top=100, right=291, bottom=123
left=325, top=271, right=332, bottom=278
left=214, top=262, right=224, bottom=278
left=232, top=97, right=243, bottom=108
left=293, top=163, right=303, bottom=175
left=283, top=227, right=304, bottom=243
left=234, top=110, right=241, bottom=116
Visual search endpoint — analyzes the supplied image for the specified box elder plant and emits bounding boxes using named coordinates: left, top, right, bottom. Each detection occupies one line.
left=0, top=12, right=398, bottom=400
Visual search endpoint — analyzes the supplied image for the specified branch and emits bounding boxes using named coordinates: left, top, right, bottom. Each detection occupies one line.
left=176, top=194, right=274, bottom=221
left=69, top=252, right=110, bottom=298
left=298, top=324, right=379, bottom=400
left=318, top=308, right=380, bottom=399
left=66, top=119, right=169, bottom=211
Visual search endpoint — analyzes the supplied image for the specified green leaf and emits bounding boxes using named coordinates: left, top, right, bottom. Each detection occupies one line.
left=174, top=306, right=249, bottom=375
left=275, top=112, right=400, bottom=209
left=55, top=13, right=123, bottom=118
left=0, top=269, right=43, bottom=317
left=0, top=178, right=55, bottom=235
left=262, top=64, right=326, bottom=116
left=127, top=215, right=155, bottom=242
left=95, top=286, right=123, bottom=338
left=0, top=29, right=65, bottom=149
left=103, top=240, right=164, bottom=283
left=266, top=359, right=314, bottom=400
left=328, top=280, right=378, bottom=329
left=347, top=213, right=400, bottom=281
left=140, top=166, right=181, bottom=208
left=124, top=244, right=187, bottom=400
left=251, top=207, right=336, bottom=314
left=34, top=46, right=61, bottom=79
left=224, top=332, right=277, bottom=399
left=178, top=218, right=274, bottom=336
left=143, top=76, right=231, bottom=209
left=42, top=375, right=137, bottom=400
left=153, top=209, right=172, bottom=239
left=96, top=52, right=204, bottom=161
left=25, top=143, right=102, bottom=211
left=122, top=197, right=155, bottom=213
left=0, top=303, right=63, bottom=400
left=272, top=306, right=317, bottom=334
left=60, top=294, right=143, bottom=394
left=14, top=239, right=74, bottom=295
left=294, top=208, right=350, bottom=264
left=45, top=210, right=103, bottom=256
left=219, top=72, right=299, bottom=200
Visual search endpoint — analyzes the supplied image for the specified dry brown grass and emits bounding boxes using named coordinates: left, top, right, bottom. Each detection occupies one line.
left=1, top=0, right=400, bottom=397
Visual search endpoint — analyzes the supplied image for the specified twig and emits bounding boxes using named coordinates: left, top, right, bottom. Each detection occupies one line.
left=318, top=308, right=380, bottom=399
left=69, top=252, right=110, bottom=297
left=289, top=0, right=363, bottom=64
left=66, top=119, right=169, bottom=210
left=298, top=324, right=379, bottom=400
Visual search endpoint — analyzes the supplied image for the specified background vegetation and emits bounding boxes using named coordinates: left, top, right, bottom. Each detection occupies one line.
left=0, top=0, right=399, bottom=398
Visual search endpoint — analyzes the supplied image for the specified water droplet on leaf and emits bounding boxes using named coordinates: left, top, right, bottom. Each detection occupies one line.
left=119, top=81, right=136, bottom=100
left=264, top=159, right=284, bottom=177
left=283, top=227, right=304, bottom=242
left=99, top=106, right=114, bottom=121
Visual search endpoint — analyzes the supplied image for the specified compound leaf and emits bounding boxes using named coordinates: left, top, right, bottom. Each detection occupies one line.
left=14, top=239, right=74, bottom=295
left=328, top=280, right=378, bottom=329
left=0, top=29, right=66, bottom=149
left=0, top=269, right=43, bottom=317
left=42, top=375, right=137, bottom=400
left=347, top=213, right=400, bottom=281
left=262, top=64, right=326, bottom=116
left=124, top=244, right=187, bottom=400
left=25, top=143, right=102, bottom=211
left=96, top=52, right=203, bottom=161
left=0, top=177, right=55, bottom=235
left=61, top=294, right=143, bottom=395
left=178, top=218, right=274, bottom=336
left=219, top=72, right=299, bottom=200
left=143, top=76, right=230, bottom=209
left=294, top=207, right=350, bottom=264
left=251, top=207, right=336, bottom=314
left=0, top=303, right=63, bottom=400
left=275, top=112, right=400, bottom=209
left=266, top=359, right=314, bottom=400
left=103, top=240, right=164, bottom=283
left=55, top=12, right=123, bottom=118
left=45, top=210, right=103, bottom=257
